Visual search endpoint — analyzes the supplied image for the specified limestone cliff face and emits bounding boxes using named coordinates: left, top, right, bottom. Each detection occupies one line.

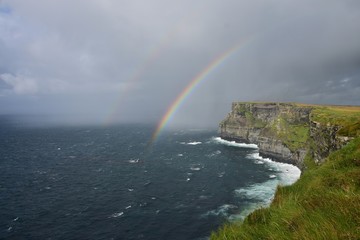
left=309, top=121, right=353, bottom=164
left=219, top=102, right=351, bottom=167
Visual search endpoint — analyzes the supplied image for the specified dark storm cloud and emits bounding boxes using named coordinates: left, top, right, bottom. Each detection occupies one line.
left=0, top=0, right=359, bottom=127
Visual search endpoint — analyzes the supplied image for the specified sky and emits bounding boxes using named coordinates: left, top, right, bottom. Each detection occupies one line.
left=0, top=0, right=360, bottom=128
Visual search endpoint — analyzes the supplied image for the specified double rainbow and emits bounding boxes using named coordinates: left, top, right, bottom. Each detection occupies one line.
left=150, top=39, right=250, bottom=144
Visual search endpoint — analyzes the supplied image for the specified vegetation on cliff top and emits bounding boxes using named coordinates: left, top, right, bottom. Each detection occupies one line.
left=310, top=105, right=360, bottom=137
left=269, top=117, right=309, bottom=153
left=211, top=136, right=360, bottom=239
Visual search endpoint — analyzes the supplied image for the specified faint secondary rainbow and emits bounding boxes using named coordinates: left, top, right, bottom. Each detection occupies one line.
left=150, top=39, right=251, bottom=144
left=104, top=10, right=198, bottom=126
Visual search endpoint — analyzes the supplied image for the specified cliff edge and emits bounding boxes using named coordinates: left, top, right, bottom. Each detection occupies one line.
left=219, top=102, right=359, bottom=168
left=212, top=103, right=360, bottom=239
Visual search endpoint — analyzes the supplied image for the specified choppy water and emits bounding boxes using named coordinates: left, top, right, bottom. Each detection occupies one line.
left=0, top=124, right=300, bottom=239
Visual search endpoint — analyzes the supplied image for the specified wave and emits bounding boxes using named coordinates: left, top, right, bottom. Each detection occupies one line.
left=190, top=167, right=201, bottom=171
left=190, top=163, right=203, bottom=171
left=110, top=212, right=124, bottom=218
left=212, top=137, right=258, bottom=149
left=225, top=152, right=302, bottom=221
left=207, top=150, right=221, bottom=157
left=128, top=159, right=139, bottom=163
left=218, top=171, right=225, bottom=178
left=235, top=181, right=276, bottom=203
left=246, top=153, right=301, bottom=186
left=180, top=141, right=202, bottom=145
left=230, top=180, right=279, bottom=221
left=202, top=204, right=239, bottom=218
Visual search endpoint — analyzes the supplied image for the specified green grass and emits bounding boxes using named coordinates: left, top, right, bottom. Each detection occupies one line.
left=244, top=111, right=267, bottom=128
left=274, top=117, right=309, bottom=152
left=211, top=137, right=360, bottom=240
left=310, top=105, right=360, bottom=137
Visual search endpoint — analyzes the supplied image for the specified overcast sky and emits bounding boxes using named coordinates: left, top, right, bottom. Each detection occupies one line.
left=1, top=0, right=360, bottom=128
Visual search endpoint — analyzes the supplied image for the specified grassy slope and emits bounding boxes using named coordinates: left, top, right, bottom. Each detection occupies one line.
left=211, top=104, right=360, bottom=240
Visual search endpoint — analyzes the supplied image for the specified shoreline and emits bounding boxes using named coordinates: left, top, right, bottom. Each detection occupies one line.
left=215, top=136, right=302, bottom=221
left=219, top=136, right=302, bottom=167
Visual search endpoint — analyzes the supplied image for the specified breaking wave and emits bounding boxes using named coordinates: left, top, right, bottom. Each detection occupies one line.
left=212, top=137, right=258, bottom=149
left=207, top=136, right=301, bottom=222
left=180, top=141, right=202, bottom=145
left=230, top=180, right=279, bottom=221
left=246, top=153, right=301, bottom=186
left=226, top=152, right=302, bottom=221
left=202, top=204, right=239, bottom=218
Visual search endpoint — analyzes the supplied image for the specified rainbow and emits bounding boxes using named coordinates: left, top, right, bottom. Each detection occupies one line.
left=104, top=37, right=174, bottom=126
left=150, top=39, right=250, bottom=144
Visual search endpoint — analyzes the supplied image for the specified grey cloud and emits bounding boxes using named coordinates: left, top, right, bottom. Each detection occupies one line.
left=1, top=0, right=360, bottom=127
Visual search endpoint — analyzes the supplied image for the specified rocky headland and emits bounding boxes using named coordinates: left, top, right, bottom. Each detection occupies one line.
left=219, top=102, right=356, bottom=168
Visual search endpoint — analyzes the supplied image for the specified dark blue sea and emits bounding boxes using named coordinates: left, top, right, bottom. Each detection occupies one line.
left=0, top=123, right=300, bottom=239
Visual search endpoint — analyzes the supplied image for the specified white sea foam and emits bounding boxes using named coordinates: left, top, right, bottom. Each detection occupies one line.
left=125, top=205, right=131, bottom=209
left=190, top=167, right=201, bottom=171
left=202, top=204, right=238, bottom=218
left=207, top=150, right=222, bottom=157
left=229, top=180, right=279, bottom=221
left=212, top=137, right=258, bottom=149
left=235, top=181, right=277, bottom=202
left=128, top=159, right=139, bottom=163
left=190, top=163, right=203, bottom=171
left=226, top=152, right=302, bottom=221
left=246, top=153, right=301, bottom=186
left=254, top=160, right=264, bottom=164
left=187, top=141, right=202, bottom=145
left=110, top=212, right=124, bottom=218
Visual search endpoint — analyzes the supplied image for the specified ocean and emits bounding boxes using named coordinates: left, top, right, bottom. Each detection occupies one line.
left=0, top=123, right=300, bottom=239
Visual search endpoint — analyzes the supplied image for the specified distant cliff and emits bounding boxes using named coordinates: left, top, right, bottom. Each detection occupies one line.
left=219, top=102, right=357, bottom=167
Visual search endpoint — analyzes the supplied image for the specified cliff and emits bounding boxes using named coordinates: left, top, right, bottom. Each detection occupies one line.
left=212, top=103, right=360, bottom=239
left=219, top=102, right=358, bottom=167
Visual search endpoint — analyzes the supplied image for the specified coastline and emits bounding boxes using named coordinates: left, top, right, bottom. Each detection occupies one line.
left=214, top=137, right=301, bottom=221
left=212, top=103, right=360, bottom=239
